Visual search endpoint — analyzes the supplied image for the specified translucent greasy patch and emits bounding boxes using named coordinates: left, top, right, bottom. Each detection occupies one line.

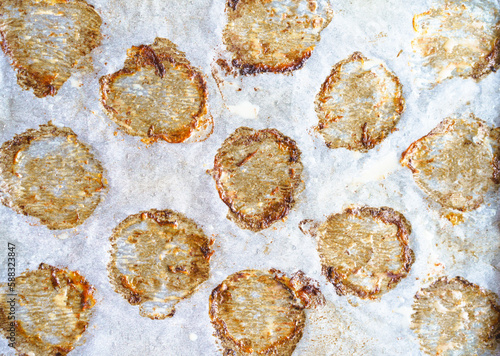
left=108, top=209, right=212, bottom=319
left=0, top=123, right=106, bottom=230
left=221, top=0, right=333, bottom=74
left=100, top=38, right=212, bottom=144
left=301, top=207, right=414, bottom=299
left=0, top=263, right=96, bottom=356
left=209, top=269, right=323, bottom=356
left=212, top=127, right=303, bottom=231
left=412, top=0, right=500, bottom=82
left=315, top=52, right=405, bottom=152
left=0, top=0, right=102, bottom=97
left=411, top=277, right=500, bottom=355
left=401, top=115, right=500, bottom=211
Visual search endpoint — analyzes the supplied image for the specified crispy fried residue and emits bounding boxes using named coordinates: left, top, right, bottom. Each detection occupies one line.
left=411, top=276, right=500, bottom=355
left=0, top=122, right=107, bottom=230
left=108, top=209, right=212, bottom=319
left=209, top=269, right=323, bottom=356
left=0, top=0, right=102, bottom=97
left=221, top=0, right=333, bottom=75
left=302, top=206, right=414, bottom=299
left=401, top=114, right=500, bottom=211
left=100, top=37, right=213, bottom=144
left=211, top=127, right=303, bottom=231
left=315, top=52, right=405, bottom=151
left=0, top=263, right=96, bottom=356
left=412, top=0, right=500, bottom=82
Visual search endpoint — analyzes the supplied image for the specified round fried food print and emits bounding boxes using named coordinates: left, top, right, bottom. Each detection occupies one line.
left=315, top=52, right=405, bottom=151
left=221, top=0, right=333, bottom=74
left=100, top=38, right=212, bottom=144
left=412, top=0, right=500, bottom=82
left=209, top=269, right=324, bottom=356
left=0, top=263, right=96, bottom=356
left=300, top=207, right=414, bottom=299
left=401, top=115, right=500, bottom=211
left=0, top=0, right=102, bottom=97
left=0, top=122, right=107, bottom=230
left=411, top=277, right=500, bottom=355
left=211, top=127, right=303, bottom=231
left=108, top=209, right=213, bottom=319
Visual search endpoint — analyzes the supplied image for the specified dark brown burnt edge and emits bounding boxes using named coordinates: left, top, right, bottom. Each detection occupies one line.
left=413, top=276, right=500, bottom=346
left=323, top=206, right=414, bottom=299
left=0, top=1, right=102, bottom=98
left=217, top=48, right=313, bottom=77
left=208, top=270, right=313, bottom=355
left=272, top=269, right=325, bottom=309
left=0, top=264, right=96, bottom=356
left=471, top=25, right=500, bottom=80
left=99, top=40, right=208, bottom=143
left=108, top=209, right=213, bottom=308
left=212, top=127, right=303, bottom=232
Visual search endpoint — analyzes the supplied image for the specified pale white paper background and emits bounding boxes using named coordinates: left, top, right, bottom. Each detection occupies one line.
left=0, top=0, right=499, bottom=355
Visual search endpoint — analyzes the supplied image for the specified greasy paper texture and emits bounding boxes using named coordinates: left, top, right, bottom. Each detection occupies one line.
left=0, top=0, right=499, bottom=355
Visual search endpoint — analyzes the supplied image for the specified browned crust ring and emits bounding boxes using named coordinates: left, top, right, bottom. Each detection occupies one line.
left=0, top=0, right=102, bottom=97
left=209, top=269, right=322, bottom=355
left=315, top=52, right=405, bottom=151
left=0, top=122, right=106, bottom=230
left=0, top=263, right=96, bottom=356
left=100, top=38, right=211, bottom=143
left=212, top=127, right=303, bottom=231
left=107, top=209, right=212, bottom=318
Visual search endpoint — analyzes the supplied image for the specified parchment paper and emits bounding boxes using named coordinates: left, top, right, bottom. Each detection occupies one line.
left=0, top=0, right=499, bottom=355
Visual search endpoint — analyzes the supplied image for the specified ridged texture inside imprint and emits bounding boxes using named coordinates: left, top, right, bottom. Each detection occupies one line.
left=108, top=209, right=212, bottom=319
left=412, top=0, right=500, bottom=82
left=0, top=263, right=96, bottom=356
left=315, top=52, right=405, bottom=151
left=0, top=123, right=106, bottom=230
left=209, top=269, right=306, bottom=356
left=411, top=276, right=500, bottom=355
left=401, top=115, right=500, bottom=211
left=0, top=0, right=102, bottom=97
left=212, top=127, right=303, bottom=231
left=222, top=0, right=333, bottom=74
left=313, top=207, right=414, bottom=299
left=100, top=37, right=212, bottom=144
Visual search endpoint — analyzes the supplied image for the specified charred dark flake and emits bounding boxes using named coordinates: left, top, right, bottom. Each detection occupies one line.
left=211, top=127, right=303, bottom=231
left=301, top=206, right=414, bottom=299
left=0, top=264, right=96, bottom=356
left=401, top=114, right=500, bottom=211
left=0, top=0, right=102, bottom=97
left=411, top=276, right=500, bottom=355
left=221, top=0, right=333, bottom=75
left=108, top=209, right=212, bottom=319
left=209, top=269, right=323, bottom=356
left=0, top=122, right=106, bottom=230
left=100, top=37, right=213, bottom=144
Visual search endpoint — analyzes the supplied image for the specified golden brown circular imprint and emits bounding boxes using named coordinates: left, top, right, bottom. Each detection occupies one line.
left=0, top=122, right=107, bottom=230
left=0, top=0, right=102, bottom=97
left=0, top=263, right=96, bottom=356
left=401, top=114, right=500, bottom=211
left=220, top=0, right=333, bottom=75
left=411, top=276, right=500, bottom=355
left=412, top=0, right=500, bottom=82
left=211, top=127, right=303, bottom=231
left=209, top=269, right=324, bottom=356
left=100, top=38, right=213, bottom=144
left=300, top=206, right=414, bottom=299
left=108, top=209, right=213, bottom=320
left=315, top=52, right=405, bottom=152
